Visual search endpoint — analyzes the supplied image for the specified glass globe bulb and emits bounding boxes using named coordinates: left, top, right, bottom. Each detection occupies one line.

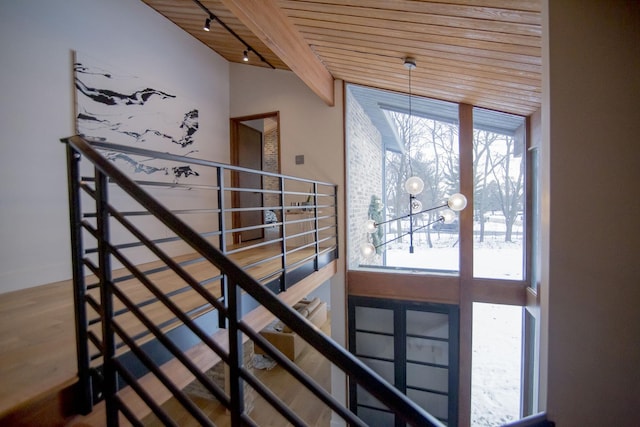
left=364, top=219, right=377, bottom=233
left=440, top=209, right=456, bottom=224
left=404, top=176, right=424, bottom=196
left=360, top=242, right=376, bottom=258
left=411, top=199, right=422, bottom=214
left=447, top=193, right=467, bottom=211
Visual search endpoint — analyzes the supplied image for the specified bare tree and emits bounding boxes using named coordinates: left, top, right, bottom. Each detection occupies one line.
left=486, top=135, right=525, bottom=242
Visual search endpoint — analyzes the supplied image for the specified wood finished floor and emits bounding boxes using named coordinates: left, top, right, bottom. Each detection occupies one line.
left=0, top=242, right=327, bottom=419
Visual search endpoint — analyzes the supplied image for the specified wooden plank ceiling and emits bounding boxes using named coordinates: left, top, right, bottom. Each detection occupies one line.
left=141, top=0, right=541, bottom=117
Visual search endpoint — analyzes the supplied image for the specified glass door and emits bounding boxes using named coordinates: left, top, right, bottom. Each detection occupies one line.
left=349, top=296, right=459, bottom=426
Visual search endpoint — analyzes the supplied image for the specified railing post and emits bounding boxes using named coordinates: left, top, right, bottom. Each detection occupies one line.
left=279, top=176, right=288, bottom=292
left=217, top=166, right=227, bottom=328
left=66, top=144, right=93, bottom=414
left=95, top=168, right=118, bottom=426
left=334, top=184, right=339, bottom=259
left=227, top=278, right=245, bottom=426
left=313, top=182, right=320, bottom=271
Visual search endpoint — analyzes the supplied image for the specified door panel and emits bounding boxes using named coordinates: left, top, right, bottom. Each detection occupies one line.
left=349, top=296, right=459, bottom=426
left=237, top=123, right=263, bottom=242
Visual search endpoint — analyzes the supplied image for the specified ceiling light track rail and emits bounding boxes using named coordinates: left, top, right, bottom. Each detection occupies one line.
left=192, top=0, right=275, bottom=69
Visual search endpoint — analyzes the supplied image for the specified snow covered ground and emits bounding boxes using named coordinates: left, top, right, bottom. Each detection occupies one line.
left=471, top=303, right=522, bottom=426
left=380, top=230, right=523, bottom=426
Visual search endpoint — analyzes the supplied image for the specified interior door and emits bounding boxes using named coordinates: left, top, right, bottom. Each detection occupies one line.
left=237, top=123, right=263, bottom=242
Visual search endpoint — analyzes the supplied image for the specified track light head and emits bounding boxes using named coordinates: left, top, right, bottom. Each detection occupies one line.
left=243, top=50, right=249, bottom=62
left=203, top=18, right=211, bottom=31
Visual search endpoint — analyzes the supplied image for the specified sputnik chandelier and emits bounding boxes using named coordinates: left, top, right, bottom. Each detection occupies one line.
left=361, top=178, right=467, bottom=257
left=361, top=57, right=467, bottom=257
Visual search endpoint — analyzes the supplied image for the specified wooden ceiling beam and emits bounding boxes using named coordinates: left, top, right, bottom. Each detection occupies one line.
left=218, top=0, right=335, bottom=106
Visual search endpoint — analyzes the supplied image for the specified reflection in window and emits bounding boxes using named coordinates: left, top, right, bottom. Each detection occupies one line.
left=472, top=108, right=526, bottom=280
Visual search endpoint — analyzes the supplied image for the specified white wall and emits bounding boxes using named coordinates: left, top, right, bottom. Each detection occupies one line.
left=0, top=0, right=230, bottom=294
left=229, top=63, right=347, bottom=421
left=542, top=1, right=640, bottom=425
left=228, top=63, right=345, bottom=337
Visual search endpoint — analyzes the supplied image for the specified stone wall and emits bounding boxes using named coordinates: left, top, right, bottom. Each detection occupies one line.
left=346, top=88, right=384, bottom=268
left=262, top=124, right=280, bottom=212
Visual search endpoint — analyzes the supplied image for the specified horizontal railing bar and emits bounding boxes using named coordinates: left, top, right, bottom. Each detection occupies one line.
left=104, top=241, right=230, bottom=361
left=85, top=230, right=221, bottom=255
left=284, top=216, right=317, bottom=226
left=315, top=213, right=338, bottom=222
left=317, top=224, right=337, bottom=233
left=237, top=252, right=284, bottom=272
left=88, top=331, right=103, bottom=354
left=86, top=294, right=103, bottom=317
left=285, top=251, right=317, bottom=270
left=82, top=257, right=100, bottom=279
left=317, top=236, right=338, bottom=247
left=115, top=395, right=150, bottom=427
left=83, top=208, right=221, bottom=218
left=65, top=136, right=436, bottom=427
left=83, top=176, right=220, bottom=192
left=86, top=283, right=100, bottom=291
left=284, top=229, right=316, bottom=241
left=81, top=218, right=98, bottom=239
left=224, top=205, right=282, bottom=213
left=240, top=321, right=368, bottom=426
left=199, top=274, right=224, bottom=287
left=316, top=246, right=337, bottom=257
left=111, top=284, right=231, bottom=407
left=224, top=222, right=283, bottom=236
left=114, top=362, right=177, bottom=427
left=112, top=302, right=214, bottom=355
left=255, top=268, right=284, bottom=284
left=281, top=190, right=329, bottom=197
left=109, top=278, right=210, bottom=320
left=224, top=238, right=283, bottom=256
left=123, top=179, right=219, bottom=192
left=238, top=365, right=308, bottom=427
left=224, top=187, right=283, bottom=196
left=104, top=206, right=228, bottom=315
left=108, top=254, right=210, bottom=285
left=111, top=322, right=216, bottom=427
left=86, top=139, right=334, bottom=186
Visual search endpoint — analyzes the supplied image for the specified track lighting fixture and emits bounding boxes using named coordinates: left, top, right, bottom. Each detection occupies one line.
left=193, top=0, right=275, bottom=69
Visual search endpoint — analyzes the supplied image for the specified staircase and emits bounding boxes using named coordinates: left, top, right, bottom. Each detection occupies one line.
left=44, top=135, right=443, bottom=426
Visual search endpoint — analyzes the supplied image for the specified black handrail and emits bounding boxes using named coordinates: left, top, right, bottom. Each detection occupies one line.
left=62, top=135, right=442, bottom=426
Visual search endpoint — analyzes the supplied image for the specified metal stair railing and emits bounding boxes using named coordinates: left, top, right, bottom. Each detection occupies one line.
left=62, top=134, right=443, bottom=426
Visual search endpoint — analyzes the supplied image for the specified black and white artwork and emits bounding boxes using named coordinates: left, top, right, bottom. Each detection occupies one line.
left=73, top=52, right=201, bottom=181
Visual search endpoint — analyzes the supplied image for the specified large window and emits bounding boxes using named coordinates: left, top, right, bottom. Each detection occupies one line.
left=346, top=84, right=533, bottom=426
left=346, top=84, right=462, bottom=273
left=472, top=109, right=526, bottom=280
left=347, top=86, right=528, bottom=280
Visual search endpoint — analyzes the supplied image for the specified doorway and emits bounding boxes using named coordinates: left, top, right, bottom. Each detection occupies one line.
left=230, top=112, right=281, bottom=245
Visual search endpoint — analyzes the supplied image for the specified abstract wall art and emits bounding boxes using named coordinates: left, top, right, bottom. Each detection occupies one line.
left=73, top=52, right=201, bottom=181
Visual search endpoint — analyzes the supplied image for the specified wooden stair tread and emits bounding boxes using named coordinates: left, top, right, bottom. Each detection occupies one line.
left=67, top=260, right=336, bottom=426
